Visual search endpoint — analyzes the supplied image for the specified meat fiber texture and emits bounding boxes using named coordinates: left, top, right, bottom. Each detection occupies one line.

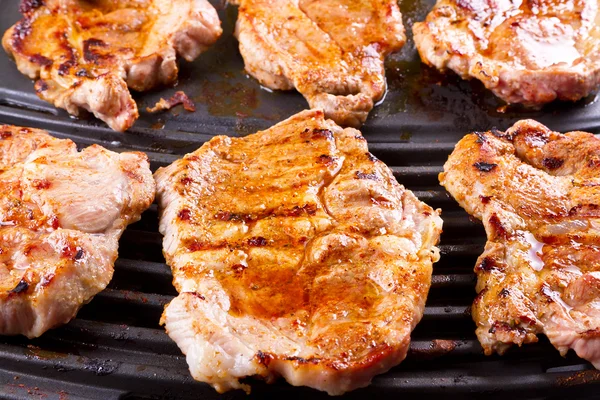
left=441, top=120, right=600, bottom=367
left=155, top=109, right=442, bottom=395
left=0, top=125, right=155, bottom=338
left=3, top=0, right=222, bottom=131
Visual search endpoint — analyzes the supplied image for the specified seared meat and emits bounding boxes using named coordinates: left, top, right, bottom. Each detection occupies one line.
left=232, top=0, right=405, bottom=127
left=0, top=125, right=154, bottom=338
left=2, top=0, right=222, bottom=132
left=155, top=109, right=442, bottom=394
left=440, top=120, right=600, bottom=366
left=413, top=0, right=600, bottom=106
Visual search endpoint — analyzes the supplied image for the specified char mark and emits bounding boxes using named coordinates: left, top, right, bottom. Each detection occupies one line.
left=476, top=257, right=496, bottom=272
left=355, top=171, right=380, bottom=180
left=256, top=350, right=274, bottom=367
left=29, top=54, right=52, bottom=66
left=474, top=162, right=497, bottom=172
left=542, top=157, right=564, bottom=170
left=20, top=0, right=44, bottom=13
left=83, top=38, right=108, bottom=63
left=248, top=236, right=268, bottom=247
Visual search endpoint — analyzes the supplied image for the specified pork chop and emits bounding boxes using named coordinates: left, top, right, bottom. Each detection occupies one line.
left=155, top=109, right=442, bottom=394
left=0, top=125, right=155, bottom=338
left=413, top=0, right=600, bottom=106
left=231, top=0, right=406, bottom=127
left=2, top=0, right=222, bottom=132
left=440, top=120, right=600, bottom=365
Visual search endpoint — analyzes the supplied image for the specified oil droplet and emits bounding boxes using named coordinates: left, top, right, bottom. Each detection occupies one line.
left=523, top=231, right=544, bottom=271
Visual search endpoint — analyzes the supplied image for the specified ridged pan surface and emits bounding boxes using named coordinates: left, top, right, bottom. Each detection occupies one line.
left=1, top=0, right=600, bottom=399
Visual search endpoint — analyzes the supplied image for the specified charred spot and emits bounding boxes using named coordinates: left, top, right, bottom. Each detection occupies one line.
left=191, top=292, right=205, bottom=301
left=285, top=356, right=321, bottom=364
left=20, top=0, right=44, bottom=13
left=180, top=176, right=194, bottom=185
left=12, top=19, right=32, bottom=51
left=474, top=131, right=487, bottom=143
left=75, top=69, right=90, bottom=78
left=476, top=257, right=496, bottom=272
left=355, top=171, right=379, bottom=180
left=256, top=350, right=274, bottom=367
left=248, top=236, right=268, bottom=247
left=61, top=244, right=79, bottom=259
left=580, top=329, right=600, bottom=338
left=479, top=195, right=491, bottom=204
left=297, top=236, right=308, bottom=245
left=474, top=162, right=497, bottom=172
left=50, top=215, right=59, bottom=230
left=366, top=152, right=379, bottom=162
left=498, top=288, right=510, bottom=298
left=232, top=264, right=247, bottom=275
left=58, top=60, right=76, bottom=76
left=177, top=209, right=192, bottom=221
left=488, top=321, right=524, bottom=335
left=542, top=157, right=564, bottom=170
left=490, top=128, right=503, bottom=138
left=83, top=38, right=108, bottom=63
left=287, top=203, right=317, bottom=217
left=310, top=128, right=333, bottom=140
left=488, top=214, right=507, bottom=239
left=186, top=240, right=222, bottom=252
left=474, top=287, right=488, bottom=303
left=35, top=80, right=49, bottom=93
left=32, top=179, right=51, bottom=190
left=74, top=248, right=84, bottom=260
left=316, top=154, right=336, bottom=166
left=587, top=158, right=600, bottom=169
left=569, top=204, right=600, bottom=217
left=28, top=54, right=52, bottom=66
left=0, top=131, right=12, bottom=139
left=519, top=315, right=536, bottom=326
left=215, top=211, right=253, bottom=223
left=9, top=279, right=29, bottom=294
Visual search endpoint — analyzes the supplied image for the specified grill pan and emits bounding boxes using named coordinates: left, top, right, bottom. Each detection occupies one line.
left=1, top=0, right=600, bottom=398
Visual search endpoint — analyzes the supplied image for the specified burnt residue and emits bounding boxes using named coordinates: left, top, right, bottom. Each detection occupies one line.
left=34, top=80, right=49, bottom=93
left=476, top=257, right=496, bottom=272
left=83, top=359, right=120, bottom=376
left=57, top=60, right=76, bottom=76
left=474, top=162, right=497, bottom=172
left=542, top=157, right=564, bottom=170
left=287, top=204, right=317, bottom=217
left=474, top=131, right=487, bottom=143
left=316, top=154, right=337, bottom=166
left=256, top=350, right=274, bottom=367
left=557, top=370, right=600, bottom=386
left=409, top=339, right=461, bottom=360
left=28, top=54, right=52, bottom=67
left=488, top=214, right=507, bottom=239
left=215, top=211, right=254, bottom=223
left=74, top=248, right=84, bottom=260
left=366, top=152, right=379, bottom=162
left=355, top=171, right=380, bottom=180
left=285, top=356, right=321, bottom=364
left=9, top=280, right=29, bottom=294
left=248, top=237, right=268, bottom=247
left=498, top=288, right=510, bottom=298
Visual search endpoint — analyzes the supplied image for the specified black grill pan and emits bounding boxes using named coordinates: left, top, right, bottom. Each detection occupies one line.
left=1, top=0, right=600, bottom=399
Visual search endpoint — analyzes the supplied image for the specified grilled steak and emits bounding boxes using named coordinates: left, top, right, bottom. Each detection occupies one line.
left=231, top=0, right=405, bottom=127
left=0, top=125, right=154, bottom=338
left=2, top=0, right=222, bottom=132
left=440, top=120, right=600, bottom=366
left=413, top=0, right=600, bottom=106
left=155, top=109, right=442, bottom=394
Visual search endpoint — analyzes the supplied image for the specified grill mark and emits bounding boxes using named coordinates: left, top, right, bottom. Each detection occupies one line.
left=316, top=154, right=337, bottom=166
left=474, top=131, right=487, bottom=143
left=285, top=356, right=321, bottom=364
left=35, top=80, right=49, bottom=93
left=83, top=38, right=108, bottom=63
left=0, top=131, right=12, bottom=139
left=366, top=152, right=379, bottom=162
left=12, top=18, right=32, bottom=52
left=474, top=162, right=497, bottom=172
left=256, top=351, right=274, bottom=367
left=498, top=288, right=510, bottom=298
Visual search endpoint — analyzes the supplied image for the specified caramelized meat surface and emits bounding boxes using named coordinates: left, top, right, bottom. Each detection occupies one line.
left=2, top=0, right=222, bottom=131
left=155, top=110, right=442, bottom=394
left=413, top=0, right=600, bottom=106
left=0, top=125, right=154, bottom=338
left=232, top=0, right=406, bottom=127
left=441, top=120, right=600, bottom=366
